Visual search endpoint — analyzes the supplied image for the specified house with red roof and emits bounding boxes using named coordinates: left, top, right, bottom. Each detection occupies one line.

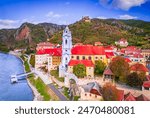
left=36, top=42, right=56, bottom=51
left=68, top=59, right=94, bottom=78
left=35, top=47, right=62, bottom=71
left=130, top=63, right=149, bottom=75
left=80, top=82, right=103, bottom=101
left=116, top=89, right=124, bottom=101
left=103, top=67, right=114, bottom=82
left=94, top=42, right=103, bottom=46
left=71, top=45, right=108, bottom=65
left=142, top=81, right=150, bottom=91
left=136, top=94, right=149, bottom=101
left=115, top=38, right=128, bottom=47
left=124, top=92, right=136, bottom=101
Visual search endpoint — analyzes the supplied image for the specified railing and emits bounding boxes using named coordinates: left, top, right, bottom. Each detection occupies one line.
left=10, top=71, right=34, bottom=84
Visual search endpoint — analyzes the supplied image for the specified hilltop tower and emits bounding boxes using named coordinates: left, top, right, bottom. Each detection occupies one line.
left=59, top=26, right=72, bottom=77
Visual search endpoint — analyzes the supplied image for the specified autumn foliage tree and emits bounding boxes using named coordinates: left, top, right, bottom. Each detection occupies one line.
left=73, top=64, right=86, bottom=78
left=110, top=56, right=130, bottom=83
left=102, top=82, right=118, bottom=101
left=127, top=72, right=146, bottom=87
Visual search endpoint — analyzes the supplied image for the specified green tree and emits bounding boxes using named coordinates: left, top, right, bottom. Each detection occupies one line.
left=127, top=72, right=146, bottom=87
left=102, top=82, right=118, bottom=101
left=94, top=60, right=106, bottom=75
left=29, top=55, right=35, bottom=67
left=127, top=72, right=140, bottom=87
left=110, top=56, right=130, bottom=83
left=73, top=64, right=86, bottom=78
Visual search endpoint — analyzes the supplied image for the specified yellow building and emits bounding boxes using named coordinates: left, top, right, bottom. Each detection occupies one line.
left=68, top=60, right=94, bottom=78
left=71, top=45, right=108, bottom=65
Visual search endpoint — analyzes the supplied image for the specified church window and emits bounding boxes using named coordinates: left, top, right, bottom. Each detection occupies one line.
left=72, top=56, right=74, bottom=59
left=77, top=56, right=79, bottom=60
left=65, top=40, right=67, bottom=45
left=65, top=58, right=68, bottom=63
left=83, top=56, right=85, bottom=60
left=88, top=56, right=91, bottom=60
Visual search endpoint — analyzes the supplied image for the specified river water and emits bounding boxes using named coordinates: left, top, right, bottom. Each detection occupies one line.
left=0, top=53, right=33, bottom=101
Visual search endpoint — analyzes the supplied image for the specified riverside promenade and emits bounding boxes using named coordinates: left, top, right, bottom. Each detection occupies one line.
left=34, top=70, right=68, bottom=101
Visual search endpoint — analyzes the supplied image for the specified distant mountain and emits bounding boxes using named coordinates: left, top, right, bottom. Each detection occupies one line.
left=50, top=18, right=150, bottom=49
left=0, top=18, right=150, bottom=52
left=0, top=22, right=65, bottom=52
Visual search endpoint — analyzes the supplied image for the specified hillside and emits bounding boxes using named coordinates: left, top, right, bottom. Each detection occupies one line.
left=0, top=18, right=150, bottom=52
left=0, top=22, right=65, bottom=52
left=50, top=18, right=150, bottom=49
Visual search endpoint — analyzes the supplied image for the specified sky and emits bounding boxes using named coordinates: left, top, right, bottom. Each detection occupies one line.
left=0, top=0, right=150, bottom=29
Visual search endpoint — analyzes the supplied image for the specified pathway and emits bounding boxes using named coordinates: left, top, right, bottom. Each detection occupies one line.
left=48, top=84, right=68, bottom=101
left=26, top=54, right=67, bottom=101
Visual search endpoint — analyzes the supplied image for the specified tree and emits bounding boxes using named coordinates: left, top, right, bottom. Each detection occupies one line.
left=102, top=82, right=118, bottom=101
left=110, top=56, right=130, bottom=83
left=73, top=64, right=86, bottom=78
left=127, top=72, right=146, bottom=87
left=94, top=60, right=106, bottom=75
left=29, top=55, right=35, bottom=67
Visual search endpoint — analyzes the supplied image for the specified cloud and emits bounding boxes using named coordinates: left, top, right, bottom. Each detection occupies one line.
left=99, top=0, right=148, bottom=10
left=0, top=19, right=19, bottom=29
left=112, top=0, right=147, bottom=10
left=46, top=11, right=62, bottom=18
left=97, top=16, right=108, bottom=19
left=119, top=14, right=137, bottom=19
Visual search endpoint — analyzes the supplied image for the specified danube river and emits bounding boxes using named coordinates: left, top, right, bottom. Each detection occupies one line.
left=0, top=53, right=33, bottom=101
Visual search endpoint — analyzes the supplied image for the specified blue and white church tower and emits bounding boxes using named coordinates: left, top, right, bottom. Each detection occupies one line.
left=59, top=26, right=72, bottom=77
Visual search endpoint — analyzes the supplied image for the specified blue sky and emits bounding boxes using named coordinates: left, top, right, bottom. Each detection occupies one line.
left=0, top=0, right=150, bottom=29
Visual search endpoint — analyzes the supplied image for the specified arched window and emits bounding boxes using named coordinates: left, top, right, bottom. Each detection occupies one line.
left=65, top=40, right=67, bottom=45
left=88, top=56, right=91, bottom=60
left=83, top=56, right=85, bottom=60
left=65, top=57, right=68, bottom=63
left=77, top=56, right=79, bottom=60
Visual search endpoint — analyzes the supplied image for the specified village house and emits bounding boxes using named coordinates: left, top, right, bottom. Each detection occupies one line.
left=36, top=42, right=56, bottom=51
left=79, top=82, right=103, bottom=101
left=68, top=60, right=94, bottom=78
left=71, top=45, right=108, bottom=65
left=35, top=48, right=61, bottom=71
left=115, top=38, right=128, bottom=47
left=142, top=49, right=150, bottom=59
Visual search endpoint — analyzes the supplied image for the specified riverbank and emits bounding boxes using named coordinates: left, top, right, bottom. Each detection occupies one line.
left=27, top=79, right=43, bottom=101
left=9, top=51, right=43, bottom=101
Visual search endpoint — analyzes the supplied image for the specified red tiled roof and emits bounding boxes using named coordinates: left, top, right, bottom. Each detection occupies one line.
left=146, top=75, right=150, bottom=81
left=130, top=63, right=149, bottom=72
left=136, top=94, right=149, bottom=101
left=125, top=58, right=131, bottom=63
left=103, top=68, right=114, bottom=75
left=95, top=42, right=103, bottom=45
left=105, top=46, right=114, bottom=51
left=117, top=89, right=124, bottom=101
left=112, top=57, right=131, bottom=63
left=133, top=54, right=143, bottom=58
left=36, top=48, right=62, bottom=56
left=124, top=92, right=136, bottom=101
left=143, top=81, right=150, bottom=88
left=118, top=38, right=127, bottom=43
left=71, top=45, right=105, bottom=55
left=68, top=59, right=94, bottom=67
left=105, top=52, right=114, bottom=58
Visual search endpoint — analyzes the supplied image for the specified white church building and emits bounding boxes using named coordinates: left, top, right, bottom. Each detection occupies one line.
left=59, top=26, right=72, bottom=77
